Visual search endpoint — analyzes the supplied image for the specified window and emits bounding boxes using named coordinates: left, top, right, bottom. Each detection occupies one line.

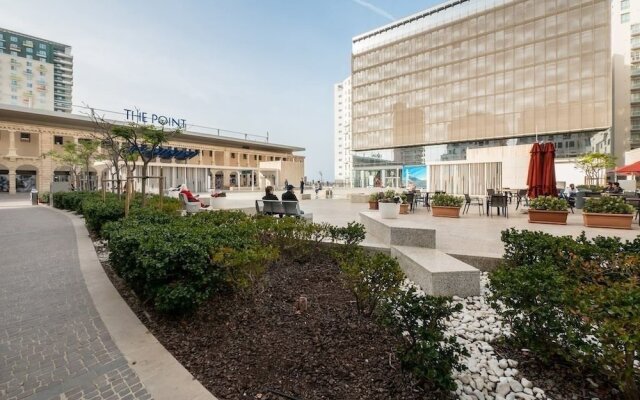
left=253, top=155, right=257, bottom=160
left=20, top=133, right=31, bottom=142
left=209, top=150, right=213, bottom=156
left=11, top=51, right=17, bottom=56
left=622, top=0, right=630, bottom=10
left=242, top=154, right=247, bottom=160
left=622, top=13, right=630, bottom=23
left=39, top=43, right=46, bottom=49
left=54, top=136, right=63, bottom=145
left=231, top=153, right=236, bottom=159
left=10, top=36, right=17, bottom=43
left=26, top=48, right=32, bottom=54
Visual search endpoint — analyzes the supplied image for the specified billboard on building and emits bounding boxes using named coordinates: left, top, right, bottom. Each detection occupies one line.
left=402, top=165, right=427, bottom=189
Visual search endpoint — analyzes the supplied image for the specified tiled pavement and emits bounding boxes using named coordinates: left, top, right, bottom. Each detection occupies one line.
left=0, top=207, right=151, bottom=400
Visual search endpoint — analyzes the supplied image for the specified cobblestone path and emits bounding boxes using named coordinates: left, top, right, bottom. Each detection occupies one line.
left=0, top=208, right=151, bottom=400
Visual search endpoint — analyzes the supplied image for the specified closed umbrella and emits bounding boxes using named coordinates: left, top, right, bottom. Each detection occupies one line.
left=527, top=142, right=543, bottom=199
left=541, top=142, right=557, bottom=196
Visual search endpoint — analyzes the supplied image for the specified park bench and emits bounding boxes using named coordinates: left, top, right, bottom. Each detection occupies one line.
left=255, top=200, right=313, bottom=221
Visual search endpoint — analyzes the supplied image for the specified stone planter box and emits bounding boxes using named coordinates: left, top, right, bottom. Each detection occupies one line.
left=432, top=205, right=461, bottom=218
left=583, top=213, right=634, bottom=229
left=368, top=201, right=379, bottom=210
left=399, top=204, right=410, bottom=214
left=378, top=202, right=400, bottom=219
left=528, top=209, right=569, bottom=225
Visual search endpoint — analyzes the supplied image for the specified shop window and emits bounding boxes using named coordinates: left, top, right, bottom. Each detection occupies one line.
left=54, top=136, right=63, bottom=145
left=243, top=154, right=247, bottom=160
left=20, top=133, right=30, bottom=142
left=231, top=153, right=236, bottom=159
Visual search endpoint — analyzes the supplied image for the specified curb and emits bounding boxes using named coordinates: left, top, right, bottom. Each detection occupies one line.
left=49, top=207, right=216, bottom=400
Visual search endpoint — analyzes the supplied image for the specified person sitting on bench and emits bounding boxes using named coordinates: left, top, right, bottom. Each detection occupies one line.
left=282, top=185, right=304, bottom=214
left=180, top=184, right=209, bottom=208
left=262, top=186, right=281, bottom=217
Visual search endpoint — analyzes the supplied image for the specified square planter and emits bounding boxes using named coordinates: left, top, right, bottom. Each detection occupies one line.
left=399, top=204, right=410, bottom=214
left=432, top=205, right=461, bottom=218
left=368, top=201, right=379, bottom=210
left=528, top=210, right=569, bottom=225
left=583, top=213, right=634, bottom=229
left=378, top=202, right=400, bottom=219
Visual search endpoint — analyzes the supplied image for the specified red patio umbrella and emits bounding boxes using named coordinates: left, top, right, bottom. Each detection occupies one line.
left=527, top=142, right=543, bottom=198
left=615, top=161, right=640, bottom=175
left=541, top=142, right=557, bottom=196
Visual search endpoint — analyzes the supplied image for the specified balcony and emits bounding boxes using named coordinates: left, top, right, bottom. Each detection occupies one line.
left=632, top=68, right=640, bottom=76
left=633, top=24, right=640, bottom=35
left=54, top=58, right=72, bottom=66
left=53, top=50, right=72, bottom=59
left=632, top=110, right=640, bottom=117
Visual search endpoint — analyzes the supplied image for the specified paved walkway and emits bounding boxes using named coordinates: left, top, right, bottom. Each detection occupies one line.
left=0, top=207, right=151, bottom=400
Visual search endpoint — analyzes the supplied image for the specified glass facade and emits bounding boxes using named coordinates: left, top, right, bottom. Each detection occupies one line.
left=351, top=0, right=612, bottom=151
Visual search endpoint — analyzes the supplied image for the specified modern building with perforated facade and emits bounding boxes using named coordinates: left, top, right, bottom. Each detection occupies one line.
left=349, top=0, right=628, bottom=192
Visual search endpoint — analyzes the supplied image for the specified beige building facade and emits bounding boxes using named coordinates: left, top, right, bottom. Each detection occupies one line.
left=349, top=0, right=620, bottom=190
left=0, top=105, right=304, bottom=194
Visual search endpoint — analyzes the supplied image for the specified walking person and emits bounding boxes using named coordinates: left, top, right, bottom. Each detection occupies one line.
left=300, top=178, right=304, bottom=194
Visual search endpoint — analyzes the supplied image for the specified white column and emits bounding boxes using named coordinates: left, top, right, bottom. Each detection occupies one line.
left=7, top=130, right=17, bottom=158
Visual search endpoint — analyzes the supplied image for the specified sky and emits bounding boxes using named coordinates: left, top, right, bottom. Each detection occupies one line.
left=0, top=0, right=441, bottom=181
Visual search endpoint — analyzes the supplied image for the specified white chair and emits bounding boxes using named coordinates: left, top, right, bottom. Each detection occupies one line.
left=179, top=193, right=203, bottom=214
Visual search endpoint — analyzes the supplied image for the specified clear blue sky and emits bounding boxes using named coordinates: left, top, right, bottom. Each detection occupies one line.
left=1, top=0, right=440, bottom=181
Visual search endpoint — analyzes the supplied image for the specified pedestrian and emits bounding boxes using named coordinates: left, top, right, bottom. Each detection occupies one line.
left=300, top=178, right=304, bottom=194
left=284, top=178, right=289, bottom=189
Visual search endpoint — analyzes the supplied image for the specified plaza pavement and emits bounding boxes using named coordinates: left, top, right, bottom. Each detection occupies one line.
left=204, top=188, right=640, bottom=259
left=0, top=205, right=214, bottom=400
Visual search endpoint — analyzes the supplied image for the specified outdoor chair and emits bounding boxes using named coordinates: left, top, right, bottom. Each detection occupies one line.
left=463, top=194, right=484, bottom=215
left=489, top=195, right=508, bottom=218
left=486, top=189, right=495, bottom=196
left=515, top=189, right=529, bottom=210
left=179, top=193, right=205, bottom=214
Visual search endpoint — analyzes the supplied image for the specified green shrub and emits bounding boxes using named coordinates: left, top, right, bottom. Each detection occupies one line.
left=583, top=196, right=635, bottom=214
left=529, top=195, right=568, bottom=211
left=431, top=193, right=464, bottom=207
left=339, top=249, right=405, bottom=316
left=329, top=221, right=366, bottom=246
left=38, top=192, right=50, bottom=203
left=491, top=229, right=640, bottom=397
left=379, top=189, right=400, bottom=203
left=382, top=287, right=467, bottom=392
left=82, top=197, right=125, bottom=233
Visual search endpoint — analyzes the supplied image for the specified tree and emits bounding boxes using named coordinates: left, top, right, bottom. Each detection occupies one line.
left=111, top=123, right=178, bottom=205
left=46, top=140, right=101, bottom=190
left=575, top=152, right=616, bottom=186
left=85, top=106, right=137, bottom=196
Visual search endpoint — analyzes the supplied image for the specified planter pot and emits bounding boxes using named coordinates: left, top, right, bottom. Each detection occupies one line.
left=399, top=204, right=410, bottom=214
left=528, top=209, right=569, bottom=225
left=379, top=202, right=400, bottom=219
left=368, top=201, right=379, bottom=210
left=583, top=213, right=634, bottom=229
left=432, top=205, right=461, bottom=218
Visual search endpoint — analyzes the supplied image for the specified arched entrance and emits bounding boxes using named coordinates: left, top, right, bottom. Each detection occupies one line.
left=214, top=171, right=224, bottom=189
left=0, top=164, right=9, bottom=193
left=15, top=164, right=38, bottom=192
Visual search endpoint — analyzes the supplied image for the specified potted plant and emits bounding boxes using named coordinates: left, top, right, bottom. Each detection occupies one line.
left=368, top=193, right=380, bottom=210
left=583, top=196, right=635, bottom=229
left=431, top=193, right=464, bottom=218
left=399, top=193, right=410, bottom=214
left=528, top=196, right=569, bottom=225
left=378, top=190, right=400, bottom=219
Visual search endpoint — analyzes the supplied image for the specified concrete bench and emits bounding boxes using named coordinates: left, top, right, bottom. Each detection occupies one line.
left=349, top=193, right=370, bottom=203
left=300, top=193, right=311, bottom=200
left=255, top=200, right=313, bottom=221
left=360, top=211, right=436, bottom=248
left=391, top=246, right=481, bottom=297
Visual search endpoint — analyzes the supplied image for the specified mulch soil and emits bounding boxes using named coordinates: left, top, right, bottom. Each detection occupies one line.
left=97, top=244, right=437, bottom=400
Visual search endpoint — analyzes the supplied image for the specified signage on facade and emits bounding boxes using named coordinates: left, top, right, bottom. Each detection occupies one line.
left=124, top=109, right=187, bottom=129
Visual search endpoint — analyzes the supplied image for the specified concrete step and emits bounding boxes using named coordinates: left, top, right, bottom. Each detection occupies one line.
left=360, top=211, right=436, bottom=248
left=391, top=246, right=481, bottom=297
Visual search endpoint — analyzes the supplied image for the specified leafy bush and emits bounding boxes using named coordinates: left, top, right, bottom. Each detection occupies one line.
left=431, top=193, right=464, bottom=207
left=329, top=221, right=366, bottom=246
left=382, top=287, right=467, bottom=392
left=368, top=193, right=379, bottom=202
left=38, top=192, right=50, bottom=203
left=529, top=195, right=568, bottom=211
left=339, top=249, right=405, bottom=316
left=491, top=229, right=640, bottom=397
left=82, top=197, right=125, bottom=233
left=379, top=189, right=400, bottom=203
left=583, top=196, right=635, bottom=214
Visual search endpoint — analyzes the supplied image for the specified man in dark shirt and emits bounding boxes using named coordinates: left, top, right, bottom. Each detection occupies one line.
left=282, top=185, right=298, bottom=201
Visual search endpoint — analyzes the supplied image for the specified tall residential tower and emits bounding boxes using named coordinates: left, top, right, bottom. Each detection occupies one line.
left=0, top=28, right=73, bottom=113
left=334, top=76, right=352, bottom=186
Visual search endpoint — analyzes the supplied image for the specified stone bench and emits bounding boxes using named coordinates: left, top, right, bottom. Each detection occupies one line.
left=300, top=193, right=311, bottom=200
left=349, top=193, right=370, bottom=203
left=391, top=246, right=481, bottom=297
left=360, top=211, right=436, bottom=248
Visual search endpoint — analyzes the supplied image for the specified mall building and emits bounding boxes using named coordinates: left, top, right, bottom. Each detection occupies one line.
left=342, top=0, right=634, bottom=194
left=0, top=105, right=305, bottom=194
